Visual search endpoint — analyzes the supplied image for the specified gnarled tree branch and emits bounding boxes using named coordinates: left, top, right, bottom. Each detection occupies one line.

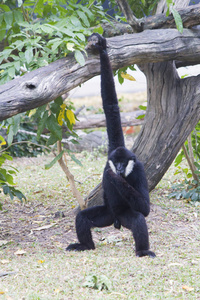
left=116, top=1, right=200, bottom=32
left=0, top=28, right=200, bottom=121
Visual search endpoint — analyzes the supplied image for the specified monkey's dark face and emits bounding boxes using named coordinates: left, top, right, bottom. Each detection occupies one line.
left=108, top=147, right=136, bottom=177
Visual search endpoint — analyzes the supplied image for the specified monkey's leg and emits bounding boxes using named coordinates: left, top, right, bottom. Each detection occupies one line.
left=66, top=205, right=113, bottom=251
left=119, top=210, right=156, bottom=258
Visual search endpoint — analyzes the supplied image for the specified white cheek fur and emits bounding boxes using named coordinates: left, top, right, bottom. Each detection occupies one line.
left=108, top=160, right=117, bottom=174
left=125, top=160, right=135, bottom=177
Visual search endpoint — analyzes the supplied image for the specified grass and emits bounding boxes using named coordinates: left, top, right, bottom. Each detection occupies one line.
left=0, top=90, right=199, bottom=299
left=0, top=151, right=200, bottom=300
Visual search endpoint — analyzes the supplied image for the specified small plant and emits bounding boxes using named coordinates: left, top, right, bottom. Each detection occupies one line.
left=169, top=178, right=200, bottom=202
left=0, top=136, right=26, bottom=207
left=169, top=121, right=200, bottom=202
left=83, top=274, right=112, bottom=291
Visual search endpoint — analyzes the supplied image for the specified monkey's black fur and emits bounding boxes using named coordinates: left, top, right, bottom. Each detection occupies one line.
left=66, top=33, right=155, bottom=257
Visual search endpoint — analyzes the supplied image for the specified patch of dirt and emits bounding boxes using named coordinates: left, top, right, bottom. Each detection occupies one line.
left=1, top=196, right=199, bottom=255
left=0, top=200, right=133, bottom=253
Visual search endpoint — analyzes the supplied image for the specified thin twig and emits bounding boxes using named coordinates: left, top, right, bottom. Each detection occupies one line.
left=116, top=0, right=144, bottom=32
left=57, top=140, right=86, bottom=209
left=182, top=142, right=199, bottom=183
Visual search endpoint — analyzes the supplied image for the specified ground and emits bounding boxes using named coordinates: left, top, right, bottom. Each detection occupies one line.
left=0, top=154, right=200, bottom=299
left=0, top=177, right=199, bottom=254
left=0, top=91, right=199, bottom=299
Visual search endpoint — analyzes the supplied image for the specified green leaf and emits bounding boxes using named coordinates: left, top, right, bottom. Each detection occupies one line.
left=2, top=185, right=14, bottom=200
left=83, top=275, right=98, bottom=289
left=77, top=11, right=90, bottom=27
left=12, top=114, right=21, bottom=135
left=47, top=134, right=58, bottom=146
left=194, top=162, right=200, bottom=169
left=70, top=16, right=82, bottom=27
left=39, top=24, right=55, bottom=34
left=13, top=10, right=23, bottom=23
left=7, top=126, right=14, bottom=146
left=59, top=28, right=75, bottom=37
left=52, top=40, right=63, bottom=52
left=76, top=33, right=85, bottom=42
left=191, top=192, right=200, bottom=201
left=7, top=67, right=15, bottom=78
left=74, top=50, right=85, bottom=66
left=174, top=153, right=183, bottom=166
left=0, top=27, right=6, bottom=42
left=171, top=7, right=183, bottom=34
left=0, top=4, right=10, bottom=12
left=8, top=170, right=17, bottom=175
left=2, top=153, right=13, bottom=161
left=136, top=114, right=145, bottom=119
left=54, top=96, right=63, bottom=106
left=0, top=170, right=6, bottom=182
left=138, top=105, right=147, bottom=111
left=45, top=150, right=64, bottom=170
left=25, top=46, right=33, bottom=64
left=37, top=110, right=48, bottom=140
left=81, top=6, right=94, bottom=21
left=68, top=153, right=82, bottom=167
left=2, top=184, right=26, bottom=202
left=14, top=60, right=21, bottom=71
left=93, top=26, right=104, bottom=35
left=5, top=173, right=15, bottom=185
left=117, top=72, right=124, bottom=85
left=99, top=275, right=112, bottom=291
left=11, top=188, right=26, bottom=202
left=47, top=114, right=62, bottom=140
left=4, top=11, right=13, bottom=27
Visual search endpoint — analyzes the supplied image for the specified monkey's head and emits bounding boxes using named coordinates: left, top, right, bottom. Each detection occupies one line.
left=108, top=147, right=136, bottom=178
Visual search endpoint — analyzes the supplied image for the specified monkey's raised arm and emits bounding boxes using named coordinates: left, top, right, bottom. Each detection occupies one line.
left=87, top=34, right=125, bottom=155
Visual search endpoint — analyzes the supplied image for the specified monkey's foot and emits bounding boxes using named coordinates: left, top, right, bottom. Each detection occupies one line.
left=114, top=219, right=121, bottom=230
left=66, top=243, right=95, bottom=252
left=136, top=250, right=156, bottom=258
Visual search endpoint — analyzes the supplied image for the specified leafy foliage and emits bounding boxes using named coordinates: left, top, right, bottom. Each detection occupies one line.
left=0, top=0, right=109, bottom=203
left=170, top=179, right=200, bottom=202
left=0, top=138, right=26, bottom=207
left=170, top=121, right=200, bottom=202
left=0, top=0, right=107, bottom=85
left=166, top=0, right=183, bottom=33
left=83, top=274, right=112, bottom=291
left=114, top=65, right=136, bottom=85
left=1, top=115, right=48, bottom=157
left=126, top=0, right=159, bottom=18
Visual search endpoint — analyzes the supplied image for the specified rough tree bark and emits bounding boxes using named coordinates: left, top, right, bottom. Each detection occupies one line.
left=133, top=62, right=200, bottom=191
left=0, top=28, right=200, bottom=121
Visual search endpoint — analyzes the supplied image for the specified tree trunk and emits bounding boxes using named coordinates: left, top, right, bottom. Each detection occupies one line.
left=133, top=62, right=200, bottom=190
left=85, top=61, right=200, bottom=208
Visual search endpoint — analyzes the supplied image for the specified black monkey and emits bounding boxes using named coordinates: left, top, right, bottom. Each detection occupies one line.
left=66, top=33, right=155, bottom=257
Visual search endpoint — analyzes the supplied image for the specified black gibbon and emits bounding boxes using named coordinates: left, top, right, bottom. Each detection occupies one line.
left=66, top=33, right=155, bottom=257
